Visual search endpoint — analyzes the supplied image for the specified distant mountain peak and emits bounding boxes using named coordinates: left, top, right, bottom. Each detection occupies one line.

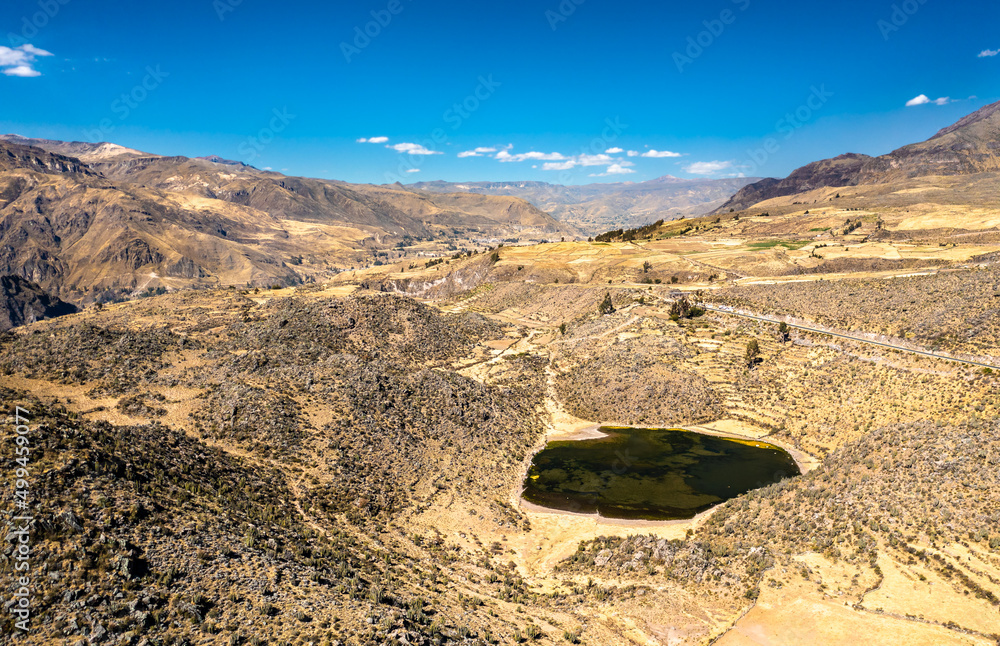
left=714, top=100, right=1000, bottom=212
left=0, top=135, right=153, bottom=162
left=197, top=155, right=246, bottom=166
left=931, top=99, right=1000, bottom=140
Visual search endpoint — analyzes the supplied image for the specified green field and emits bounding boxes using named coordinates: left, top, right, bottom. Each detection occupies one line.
left=745, top=240, right=811, bottom=250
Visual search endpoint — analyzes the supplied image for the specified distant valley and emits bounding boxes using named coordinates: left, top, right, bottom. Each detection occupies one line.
left=0, top=135, right=579, bottom=303
left=409, top=175, right=760, bottom=235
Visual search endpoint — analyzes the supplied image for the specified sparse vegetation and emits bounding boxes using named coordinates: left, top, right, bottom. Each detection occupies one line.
left=598, top=292, right=615, bottom=315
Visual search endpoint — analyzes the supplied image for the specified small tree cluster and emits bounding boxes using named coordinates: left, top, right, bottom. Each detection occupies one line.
left=598, top=293, right=615, bottom=316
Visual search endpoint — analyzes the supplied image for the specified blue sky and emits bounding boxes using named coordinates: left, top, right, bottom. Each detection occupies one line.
left=1, top=0, right=997, bottom=185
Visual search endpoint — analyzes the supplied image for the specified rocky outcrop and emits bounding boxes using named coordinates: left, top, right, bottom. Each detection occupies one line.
left=0, top=140, right=93, bottom=175
left=99, top=238, right=166, bottom=271
left=0, top=275, right=78, bottom=331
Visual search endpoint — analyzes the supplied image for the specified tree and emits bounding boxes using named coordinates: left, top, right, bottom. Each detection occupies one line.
left=778, top=321, right=790, bottom=342
left=745, top=340, right=761, bottom=368
left=669, top=297, right=692, bottom=320
left=598, top=293, right=615, bottom=316
left=642, top=261, right=653, bottom=274
left=559, top=323, right=567, bottom=335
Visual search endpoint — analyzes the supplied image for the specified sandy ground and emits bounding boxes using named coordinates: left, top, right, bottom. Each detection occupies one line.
left=716, top=553, right=997, bottom=646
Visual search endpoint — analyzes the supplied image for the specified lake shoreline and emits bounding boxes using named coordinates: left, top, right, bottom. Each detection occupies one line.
left=519, top=418, right=818, bottom=527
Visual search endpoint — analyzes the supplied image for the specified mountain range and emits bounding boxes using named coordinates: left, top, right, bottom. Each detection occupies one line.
left=2, top=99, right=998, bottom=311
left=0, top=135, right=577, bottom=303
left=410, top=175, right=760, bottom=234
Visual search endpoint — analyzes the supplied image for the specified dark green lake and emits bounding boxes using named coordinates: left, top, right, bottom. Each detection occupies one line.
left=522, top=427, right=800, bottom=521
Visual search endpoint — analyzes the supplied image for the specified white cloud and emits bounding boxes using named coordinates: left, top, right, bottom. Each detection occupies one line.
left=405, top=168, right=421, bottom=173
left=357, top=136, right=389, bottom=143
left=576, top=153, right=618, bottom=166
left=978, top=48, right=999, bottom=58
left=590, top=164, right=637, bottom=177
left=641, top=149, right=682, bottom=158
left=537, top=154, right=634, bottom=172
left=0, top=44, right=53, bottom=77
left=906, top=94, right=951, bottom=107
left=684, top=160, right=733, bottom=175
left=457, top=146, right=498, bottom=158
left=3, top=65, right=40, bottom=78
left=626, top=150, right=639, bottom=157
left=495, top=149, right=567, bottom=162
left=489, top=145, right=647, bottom=172
left=387, top=142, right=442, bottom=155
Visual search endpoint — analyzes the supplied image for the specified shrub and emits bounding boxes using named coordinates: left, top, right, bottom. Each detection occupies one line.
left=598, top=293, right=615, bottom=316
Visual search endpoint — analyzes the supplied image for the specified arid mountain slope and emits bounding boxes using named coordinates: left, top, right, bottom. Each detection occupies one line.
left=0, top=275, right=77, bottom=331
left=714, top=154, right=871, bottom=213
left=3, top=276, right=998, bottom=645
left=0, top=138, right=577, bottom=303
left=0, top=134, right=155, bottom=162
left=0, top=142, right=308, bottom=300
left=715, top=99, right=1000, bottom=213
left=859, top=100, right=1000, bottom=181
left=1, top=135, right=574, bottom=239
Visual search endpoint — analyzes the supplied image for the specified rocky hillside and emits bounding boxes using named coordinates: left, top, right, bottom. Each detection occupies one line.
left=0, top=135, right=152, bottom=162
left=714, top=99, right=1000, bottom=213
left=0, top=137, right=577, bottom=304
left=714, top=154, right=871, bottom=213
left=1, top=135, right=574, bottom=239
left=0, top=141, right=306, bottom=301
left=0, top=138, right=95, bottom=175
left=0, top=288, right=556, bottom=644
left=0, top=275, right=78, bottom=331
left=858, top=100, right=1000, bottom=181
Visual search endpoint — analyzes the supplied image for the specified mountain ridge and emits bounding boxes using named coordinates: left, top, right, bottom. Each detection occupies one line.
left=714, top=99, right=1000, bottom=213
left=0, top=137, right=579, bottom=303
left=410, top=175, right=761, bottom=234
